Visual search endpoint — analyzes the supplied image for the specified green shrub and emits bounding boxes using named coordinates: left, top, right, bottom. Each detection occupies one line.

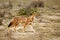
left=18, top=7, right=37, bottom=16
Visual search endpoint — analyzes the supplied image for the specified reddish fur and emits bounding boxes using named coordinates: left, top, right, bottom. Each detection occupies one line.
left=8, top=13, right=36, bottom=32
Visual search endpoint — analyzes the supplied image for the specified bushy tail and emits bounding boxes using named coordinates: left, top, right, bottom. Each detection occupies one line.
left=8, top=22, right=12, bottom=27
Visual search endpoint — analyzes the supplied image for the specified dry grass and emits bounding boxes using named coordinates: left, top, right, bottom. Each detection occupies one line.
left=0, top=0, right=60, bottom=40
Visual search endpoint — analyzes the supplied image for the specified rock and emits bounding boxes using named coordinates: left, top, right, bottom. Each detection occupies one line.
left=0, top=3, right=5, bottom=9
left=0, top=11, right=5, bottom=18
left=4, top=11, right=12, bottom=18
left=0, top=1, right=12, bottom=9
left=3, top=1, right=12, bottom=9
left=30, top=0, right=44, bottom=8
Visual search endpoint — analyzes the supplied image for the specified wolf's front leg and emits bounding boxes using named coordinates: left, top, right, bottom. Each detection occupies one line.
left=23, top=23, right=28, bottom=33
left=23, top=25, right=26, bottom=33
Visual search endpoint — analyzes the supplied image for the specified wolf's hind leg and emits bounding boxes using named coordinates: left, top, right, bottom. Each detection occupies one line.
left=14, top=26, right=17, bottom=32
